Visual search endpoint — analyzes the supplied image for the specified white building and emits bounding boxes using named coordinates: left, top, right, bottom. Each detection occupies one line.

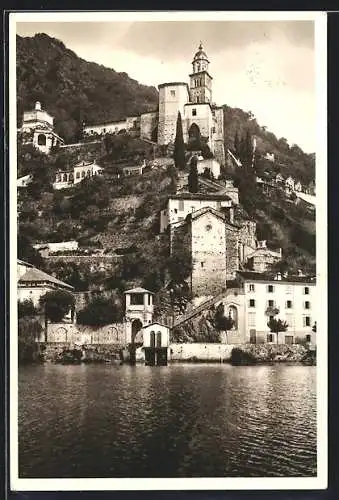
left=17, top=259, right=74, bottom=307
left=238, top=271, right=316, bottom=345
left=294, top=181, right=302, bottom=192
left=33, top=241, right=79, bottom=255
left=20, top=101, right=64, bottom=154
left=53, top=161, right=103, bottom=190
left=285, top=176, right=295, bottom=194
left=124, top=287, right=154, bottom=344
left=83, top=116, right=139, bottom=136
left=160, top=193, right=233, bottom=233
left=246, top=241, right=282, bottom=273
left=142, top=323, right=170, bottom=349
left=197, top=157, right=221, bottom=178
left=17, top=174, right=32, bottom=188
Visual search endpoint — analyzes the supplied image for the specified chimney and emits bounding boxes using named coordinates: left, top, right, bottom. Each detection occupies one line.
left=35, top=101, right=41, bottom=111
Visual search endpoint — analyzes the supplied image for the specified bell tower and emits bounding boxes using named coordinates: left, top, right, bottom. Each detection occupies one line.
left=189, top=43, right=213, bottom=104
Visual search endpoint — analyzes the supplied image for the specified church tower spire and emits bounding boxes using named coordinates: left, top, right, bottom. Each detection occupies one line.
left=189, top=42, right=213, bottom=104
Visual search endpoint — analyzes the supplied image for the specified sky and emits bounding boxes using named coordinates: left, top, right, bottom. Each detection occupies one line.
left=16, top=17, right=316, bottom=153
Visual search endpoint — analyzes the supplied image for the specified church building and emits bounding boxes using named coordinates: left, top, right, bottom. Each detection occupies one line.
left=157, top=43, right=225, bottom=165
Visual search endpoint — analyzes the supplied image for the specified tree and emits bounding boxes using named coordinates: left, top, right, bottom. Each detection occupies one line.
left=18, top=299, right=38, bottom=318
left=188, top=156, right=199, bottom=193
left=312, top=321, right=317, bottom=333
left=39, top=289, right=75, bottom=323
left=18, top=317, right=43, bottom=363
left=267, top=318, right=288, bottom=345
left=213, top=303, right=235, bottom=343
left=173, top=112, right=186, bottom=170
left=76, top=295, right=123, bottom=327
left=234, top=130, right=240, bottom=156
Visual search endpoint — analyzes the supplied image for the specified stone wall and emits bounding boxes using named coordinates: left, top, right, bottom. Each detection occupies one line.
left=169, top=343, right=233, bottom=362
left=45, top=322, right=126, bottom=344
left=225, top=225, right=239, bottom=279
left=191, top=211, right=227, bottom=296
left=238, top=221, right=257, bottom=257
left=140, top=112, right=158, bottom=141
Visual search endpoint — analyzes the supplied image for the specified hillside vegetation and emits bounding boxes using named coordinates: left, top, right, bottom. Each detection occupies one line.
left=17, top=33, right=158, bottom=143
left=17, top=33, right=316, bottom=300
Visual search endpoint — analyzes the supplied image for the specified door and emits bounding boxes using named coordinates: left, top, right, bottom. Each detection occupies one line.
left=250, top=329, right=256, bottom=344
left=285, top=335, right=294, bottom=345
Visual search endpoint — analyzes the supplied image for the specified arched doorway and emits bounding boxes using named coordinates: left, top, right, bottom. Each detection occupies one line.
left=131, top=318, right=143, bottom=344
left=228, top=305, right=238, bottom=330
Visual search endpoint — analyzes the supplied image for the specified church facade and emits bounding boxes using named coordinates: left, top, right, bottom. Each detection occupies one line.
left=157, top=44, right=225, bottom=165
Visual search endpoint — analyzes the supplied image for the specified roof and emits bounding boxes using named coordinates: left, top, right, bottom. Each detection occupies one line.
left=192, top=43, right=209, bottom=63
left=170, top=193, right=232, bottom=202
left=190, top=206, right=240, bottom=228
left=142, top=322, right=169, bottom=330
left=17, top=259, right=34, bottom=268
left=18, top=267, right=74, bottom=290
left=237, top=271, right=316, bottom=284
left=124, top=287, right=154, bottom=294
left=158, top=82, right=189, bottom=90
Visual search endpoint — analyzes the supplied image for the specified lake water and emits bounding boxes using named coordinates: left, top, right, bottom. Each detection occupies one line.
left=18, top=363, right=317, bottom=478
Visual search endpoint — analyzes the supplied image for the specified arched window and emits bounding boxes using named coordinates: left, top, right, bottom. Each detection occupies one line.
left=69, top=172, right=74, bottom=181
left=81, top=171, right=85, bottom=178
left=37, top=134, right=46, bottom=146
left=76, top=171, right=80, bottom=179
left=56, top=174, right=61, bottom=182
left=156, top=331, right=162, bottom=347
left=63, top=173, right=68, bottom=182
left=150, top=331, right=155, bottom=347
left=228, top=306, right=238, bottom=330
left=87, top=170, right=91, bottom=177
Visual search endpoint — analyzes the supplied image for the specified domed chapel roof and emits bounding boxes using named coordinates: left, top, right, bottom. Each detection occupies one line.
left=192, top=42, right=209, bottom=62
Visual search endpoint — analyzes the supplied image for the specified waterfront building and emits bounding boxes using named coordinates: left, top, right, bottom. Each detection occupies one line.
left=124, top=287, right=154, bottom=344
left=17, top=259, right=74, bottom=307
left=237, top=271, right=316, bottom=345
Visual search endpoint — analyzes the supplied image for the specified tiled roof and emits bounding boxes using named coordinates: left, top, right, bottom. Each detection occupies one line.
left=170, top=193, right=232, bottom=201
left=237, top=271, right=316, bottom=284
left=19, top=267, right=74, bottom=289
left=190, top=206, right=240, bottom=228
left=124, top=287, right=154, bottom=294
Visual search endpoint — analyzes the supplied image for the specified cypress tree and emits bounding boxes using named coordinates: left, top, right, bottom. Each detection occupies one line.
left=173, top=112, right=186, bottom=170
left=234, top=130, right=240, bottom=157
left=188, top=156, right=199, bottom=193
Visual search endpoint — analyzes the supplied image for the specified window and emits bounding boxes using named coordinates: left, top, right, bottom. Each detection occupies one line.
left=303, top=316, right=311, bottom=327
left=304, top=301, right=310, bottom=309
left=249, top=299, right=255, bottom=307
left=268, top=300, right=275, bottom=307
left=249, top=284, right=255, bottom=292
left=174, top=208, right=178, bottom=214
left=170, top=90, right=176, bottom=97
left=248, top=312, right=256, bottom=327
left=286, top=300, right=293, bottom=309
left=201, top=262, right=204, bottom=268
left=130, top=293, right=144, bottom=306
left=267, top=285, right=274, bottom=293
left=37, top=134, right=46, bottom=146
left=192, top=109, right=197, bottom=116
left=285, top=286, right=292, bottom=294
left=306, top=334, right=311, bottom=342
left=178, top=200, right=184, bottom=211
left=81, top=171, right=85, bottom=178
left=148, top=294, right=151, bottom=305
left=211, top=127, right=216, bottom=134
left=103, top=128, right=106, bottom=133
left=150, top=331, right=155, bottom=348
left=304, top=287, right=310, bottom=295
left=267, top=333, right=273, bottom=343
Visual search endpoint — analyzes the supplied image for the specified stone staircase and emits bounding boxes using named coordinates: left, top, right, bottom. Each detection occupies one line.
left=173, top=289, right=229, bottom=328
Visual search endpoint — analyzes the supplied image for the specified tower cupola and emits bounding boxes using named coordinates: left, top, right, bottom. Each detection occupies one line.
left=192, top=42, right=210, bottom=74
left=189, top=43, right=213, bottom=104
